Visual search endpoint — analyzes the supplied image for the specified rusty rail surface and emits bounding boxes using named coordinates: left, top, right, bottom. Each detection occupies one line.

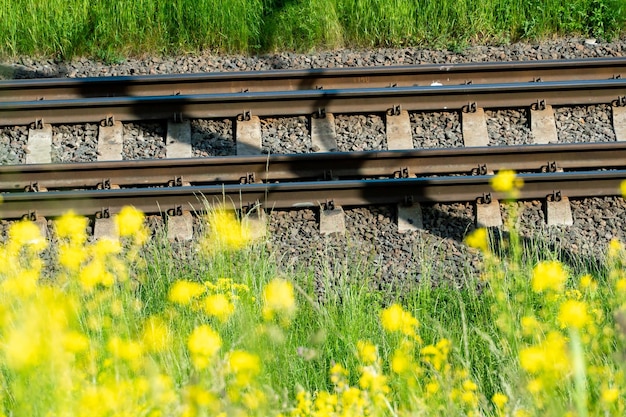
left=1, top=170, right=624, bottom=219
left=2, top=78, right=626, bottom=126
left=2, top=58, right=625, bottom=102
left=1, top=142, right=625, bottom=192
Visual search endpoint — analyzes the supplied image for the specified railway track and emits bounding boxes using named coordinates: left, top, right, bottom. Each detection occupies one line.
left=0, top=58, right=625, bottom=237
left=2, top=57, right=625, bottom=102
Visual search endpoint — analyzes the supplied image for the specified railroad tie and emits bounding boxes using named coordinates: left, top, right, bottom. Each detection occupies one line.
left=166, top=120, right=192, bottom=158
left=236, top=115, right=262, bottom=155
left=385, top=109, right=413, bottom=150
left=311, top=111, right=342, bottom=235
left=97, top=121, right=124, bottom=161
left=530, top=104, right=558, bottom=144
left=613, top=106, right=626, bottom=142
left=319, top=203, right=345, bottom=235
left=26, top=122, right=52, bottom=164
left=475, top=171, right=503, bottom=228
left=167, top=210, right=194, bottom=242
left=33, top=215, right=49, bottom=240
left=475, top=200, right=503, bottom=228
left=461, top=107, right=489, bottom=147
left=397, top=204, right=423, bottom=232
left=545, top=173, right=574, bottom=226
left=93, top=185, right=121, bottom=240
left=310, top=112, right=338, bottom=152
left=93, top=217, right=118, bottom=240
left=385, top=109, right=422, bottom=232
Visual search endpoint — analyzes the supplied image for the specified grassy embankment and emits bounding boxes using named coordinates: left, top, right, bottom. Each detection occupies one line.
left=1, top=174, right=626, bottom=416
left=0, top=0, right=625, bottom=59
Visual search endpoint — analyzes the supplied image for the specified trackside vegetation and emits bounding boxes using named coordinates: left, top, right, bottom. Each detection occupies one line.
left=0, top=0, right=625, bottom=59
left=1, top=175, right=626, bottom=416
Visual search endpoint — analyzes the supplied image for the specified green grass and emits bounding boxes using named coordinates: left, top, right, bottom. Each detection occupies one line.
left=1, top=0, right=624, bottom=59
left=2, top=199, right=626, bottom=416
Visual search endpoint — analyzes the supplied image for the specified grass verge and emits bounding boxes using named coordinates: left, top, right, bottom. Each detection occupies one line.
left=1, top=0, right=625, bottom=59
left=1, top=174, right=626, bottom=415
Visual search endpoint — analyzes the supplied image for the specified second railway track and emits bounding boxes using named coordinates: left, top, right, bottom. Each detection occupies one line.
left=0, top=57, right=625, bottom=230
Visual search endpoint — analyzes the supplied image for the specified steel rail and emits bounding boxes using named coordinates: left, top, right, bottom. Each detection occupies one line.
left=1, top=58, right=625, bottom=102
left=2, top=78, right=626, bottom=126
left=0, top=170, right=623, bottom=219
left=0, top=142, right=625, bottom=191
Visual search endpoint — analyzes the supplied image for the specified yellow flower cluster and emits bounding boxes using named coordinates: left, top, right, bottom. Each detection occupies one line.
left=262, top=278, right=297, bottom=323
left=197, top=207, right=253, bottom=253
left=187, top=324, right=222, bottom=369
left=491, top=169, right=523, bottom=198
left=380, top=303, right=421, bottom=341
left=531, top=260, right=567, bottom=293
left=168, top=277, right=250, bottom=323
left=485, top=248, right=626, bottom=415
left=464, top=227, right=489, bottom=253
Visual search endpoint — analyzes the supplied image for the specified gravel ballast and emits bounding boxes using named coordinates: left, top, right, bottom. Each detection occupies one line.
left=1, top=36, right=626, bottom=287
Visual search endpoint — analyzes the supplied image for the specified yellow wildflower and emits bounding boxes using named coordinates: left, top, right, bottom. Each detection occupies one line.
left=203, top=293, right=235, bottom=322
left=241, top=388, right=265, bottom=410
left=526, top=378, right=543, bottom=394
left=58, top=243, right=87, bottom=271
left=425, top=381, right=440, bottom=395
left=601, top=387, right=619, bottom=403
left=420, top=338, right=450, bottom=371
left=492, top=392, right=508, bottom=410
left=142, top=316, right=171, bottom=352
left=356, top=340, right=378, bottom=364
left=521, top=316, right=541, bottom=337
left=608, top=238, right=624, bottom=259
left=531, top=260, right=567, bottom=293
left=314, top=391, right=338, bottom=415
left=186, top=385, right=219, bottom=408
left=391, top=349, right=411, bottom=374
left=107, top=336, right=143, bottom=362
left=116, top=205, right=145, bottom=237
left=62, top=330, right=89, bottom=353
left=461, top=390, right=478, bottom=408
left=55, top=210, right=88, bottom=243
left=558, top=299, right=589, bottom=329
left=168, top=280, right=206, bottom=305
left=8, top=219, right=47, bottom=251
left=579, top=274, right=597, bottom=291
left=359, top=367, right=390, bottom=396
left=204, top=208, right=252, bottom=251
left=341, top=387, right=366, bottom=416
left=380, top=303, right=420, bottom=338
left=294, top=391, right=312, bottom=416
left=228, top=350, right=261, bottom=386
left=519, top=345, right=545, bottom=374
left=519, top=331, right=569, bottom=376
left=464, top=228, right=489, bottom=252
left=79, top=259, right=112, bottom=291
left=491, top=169, right=523, bottom=195
left=4, top=325, right=42, bottom=369
left=262, top=278, right=296, bottom=320
left=330, top=363, right=349, bottom=390
left=621, top=179, right=626, bottom=197
left=92, top=237, right=122, bottom=258
left=1, top=270, right=39, bottom=297
left=187, top=325, right=221, bottom=369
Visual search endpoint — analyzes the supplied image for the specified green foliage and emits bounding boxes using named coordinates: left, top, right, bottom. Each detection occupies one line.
left=1, top=0, right=625, bottom=58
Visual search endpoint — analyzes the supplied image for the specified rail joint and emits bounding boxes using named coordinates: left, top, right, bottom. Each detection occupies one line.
left=478, top=193, right=493, bottom=205
left=96, top=207, right=111, bottom=219
left=541, top=161, right=558, bottom=173
left=547, top=190, right=563, bottom=202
